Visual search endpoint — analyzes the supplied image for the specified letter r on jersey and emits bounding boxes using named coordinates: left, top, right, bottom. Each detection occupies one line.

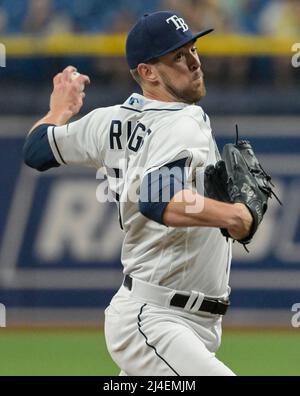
left=166, top=15, right=189, bottom=32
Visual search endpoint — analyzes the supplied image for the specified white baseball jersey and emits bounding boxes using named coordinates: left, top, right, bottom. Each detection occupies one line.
left=48, top=93, right=232, bottom=299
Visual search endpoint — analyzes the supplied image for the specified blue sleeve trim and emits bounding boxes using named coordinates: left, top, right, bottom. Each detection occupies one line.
left=23, top=124, right=60, bottom=172
left=139, top=157, right=189, bottom=225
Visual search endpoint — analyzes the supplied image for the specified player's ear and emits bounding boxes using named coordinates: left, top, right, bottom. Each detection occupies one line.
left=137, top=63, right=159, bottom=84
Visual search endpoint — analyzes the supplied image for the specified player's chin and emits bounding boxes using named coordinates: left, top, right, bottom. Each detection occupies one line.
left=198, top=85, right=207, bottom=100
left=191, top=80, right=206, bottom=102
left=190, top=85, right=206, bottom=103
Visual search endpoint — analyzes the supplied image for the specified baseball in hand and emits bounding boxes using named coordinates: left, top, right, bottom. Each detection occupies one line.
left=70, top=71, right=85, bottom=92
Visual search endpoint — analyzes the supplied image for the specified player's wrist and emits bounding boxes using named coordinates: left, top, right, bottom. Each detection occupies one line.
left=44, top=109, right=73, bottom=126
left=227, top=203, right=252, bottom=240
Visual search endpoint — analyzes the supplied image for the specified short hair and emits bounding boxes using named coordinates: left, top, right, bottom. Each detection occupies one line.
left=129, top=58, right=159, bottom=87
left=130, top=68, right=142, bottom=86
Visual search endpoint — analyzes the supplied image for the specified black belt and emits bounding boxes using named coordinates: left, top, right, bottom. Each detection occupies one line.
left=123, top=275, right=229, bottom=316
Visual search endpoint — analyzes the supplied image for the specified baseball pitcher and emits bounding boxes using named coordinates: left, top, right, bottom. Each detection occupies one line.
left=23, top=11, right=276, bottom=376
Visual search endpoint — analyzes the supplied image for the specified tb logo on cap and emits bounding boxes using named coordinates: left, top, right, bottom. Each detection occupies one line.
left=166, top=15, right=189, bottom=32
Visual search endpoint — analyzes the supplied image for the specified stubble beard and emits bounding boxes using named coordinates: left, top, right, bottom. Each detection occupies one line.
left=162, top=74, right=207, bottom=104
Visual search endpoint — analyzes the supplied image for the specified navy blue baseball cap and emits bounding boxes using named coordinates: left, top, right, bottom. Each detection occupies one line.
left=126, top=11, right=213, bottom=69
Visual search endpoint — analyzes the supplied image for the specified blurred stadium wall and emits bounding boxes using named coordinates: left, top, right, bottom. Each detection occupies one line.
left=0, top=0, right=299, bottom=328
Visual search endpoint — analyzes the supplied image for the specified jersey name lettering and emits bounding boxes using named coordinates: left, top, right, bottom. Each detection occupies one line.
left=109, top=120, right=152, bottom=152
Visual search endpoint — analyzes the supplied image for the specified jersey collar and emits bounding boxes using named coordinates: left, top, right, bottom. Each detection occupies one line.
left=123, top=93, right=190, bottom=112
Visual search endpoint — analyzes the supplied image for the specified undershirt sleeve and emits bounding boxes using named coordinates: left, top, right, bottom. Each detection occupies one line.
left=23, top=124, right=60, bottom=172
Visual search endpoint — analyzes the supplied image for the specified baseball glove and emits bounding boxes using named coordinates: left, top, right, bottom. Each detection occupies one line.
left=205, top=126, right=281, bottom=248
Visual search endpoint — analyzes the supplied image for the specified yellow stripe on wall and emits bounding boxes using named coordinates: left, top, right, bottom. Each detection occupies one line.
left=0, top=34, right=298, bottom=57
